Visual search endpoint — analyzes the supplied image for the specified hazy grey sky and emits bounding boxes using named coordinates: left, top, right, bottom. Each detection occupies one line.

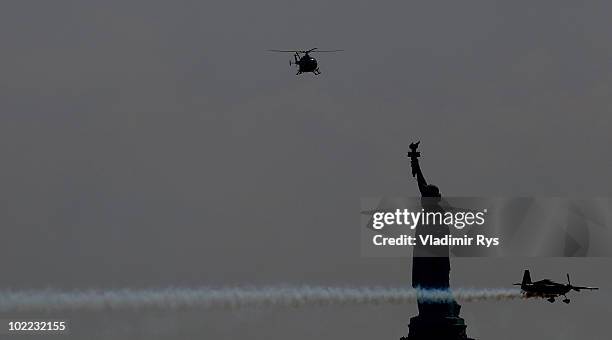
left=0, top=1, right=611, bottom=339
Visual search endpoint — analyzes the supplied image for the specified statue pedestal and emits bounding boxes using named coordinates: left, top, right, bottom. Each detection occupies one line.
left=401, top=315, right=474, bottom=340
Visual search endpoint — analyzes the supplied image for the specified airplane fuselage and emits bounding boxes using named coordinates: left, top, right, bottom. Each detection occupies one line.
left=522, top=283, right=571, bottom=298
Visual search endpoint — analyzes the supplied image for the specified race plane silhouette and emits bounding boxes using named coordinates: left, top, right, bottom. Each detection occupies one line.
left=514, top=270, right=598, bottom=303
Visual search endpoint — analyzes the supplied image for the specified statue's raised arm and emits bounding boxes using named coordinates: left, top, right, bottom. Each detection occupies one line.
left=407, top=141, right=441, bottom=198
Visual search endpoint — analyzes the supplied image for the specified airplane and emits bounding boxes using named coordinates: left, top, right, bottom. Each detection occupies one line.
left=514, top=270, right=598, bottom=303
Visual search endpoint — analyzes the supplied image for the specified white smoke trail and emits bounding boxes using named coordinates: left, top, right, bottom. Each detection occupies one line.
left=0, top=287, right=523, bottom=313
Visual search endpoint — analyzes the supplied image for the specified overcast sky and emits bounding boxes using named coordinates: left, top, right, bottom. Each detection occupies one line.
left=0, top=1, right=611, bottom=339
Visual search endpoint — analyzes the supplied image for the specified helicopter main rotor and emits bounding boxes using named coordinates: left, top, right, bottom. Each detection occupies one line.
left=268, top=48, right=344, bottom=54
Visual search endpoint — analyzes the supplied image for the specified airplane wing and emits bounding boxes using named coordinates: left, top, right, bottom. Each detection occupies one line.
left=571, top=286, right=599, bottom=291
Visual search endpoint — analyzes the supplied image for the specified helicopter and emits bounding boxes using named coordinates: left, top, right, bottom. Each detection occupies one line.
left=268, top=48, right=343, bottom=75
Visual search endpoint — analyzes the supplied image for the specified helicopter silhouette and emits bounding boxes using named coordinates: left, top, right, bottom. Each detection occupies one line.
left=268, top=48, right=343, bottom=75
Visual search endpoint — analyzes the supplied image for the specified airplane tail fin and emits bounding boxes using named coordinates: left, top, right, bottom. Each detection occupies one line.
left=522, top=270, right=532, bottom=286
